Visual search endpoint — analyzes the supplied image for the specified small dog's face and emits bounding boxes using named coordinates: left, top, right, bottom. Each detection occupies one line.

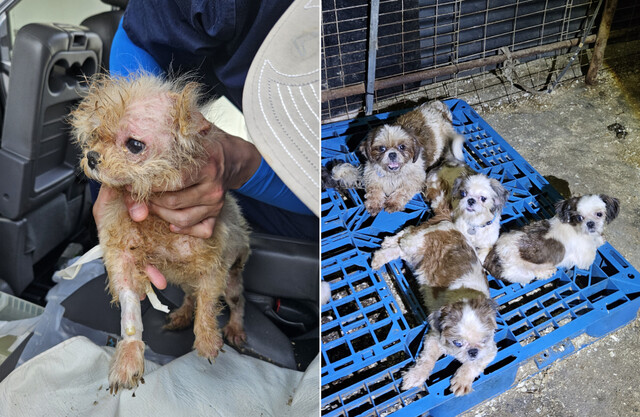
left=431, top=298, right=497, bottom=363
left=359, top=125, right=420, bottom=172
left=555, top=194, right=620, bottom=235
left=452, top=174, right=509, bottom=225
left=71, top=75, right=211, bottom=201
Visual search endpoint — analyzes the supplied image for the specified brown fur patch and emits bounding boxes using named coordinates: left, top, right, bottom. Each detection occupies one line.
left=413, top=229, right=477, bottom=288
left=517, top=219, right=565, bottom=264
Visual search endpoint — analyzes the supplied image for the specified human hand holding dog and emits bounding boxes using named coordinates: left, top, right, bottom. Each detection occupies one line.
left=124, top=133, right=260, bottom=239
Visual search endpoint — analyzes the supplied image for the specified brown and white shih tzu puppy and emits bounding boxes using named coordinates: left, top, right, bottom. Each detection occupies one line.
left=484, top=194, right=620, bottom=284
left=371, top=210, right=497, bottom=396
left=358, top=100, right=465, bottom=216
left=425, top=161, right=509, bottom=263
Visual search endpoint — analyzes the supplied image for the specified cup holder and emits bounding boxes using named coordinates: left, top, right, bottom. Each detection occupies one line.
left=48, top=57, right=97, bottom=93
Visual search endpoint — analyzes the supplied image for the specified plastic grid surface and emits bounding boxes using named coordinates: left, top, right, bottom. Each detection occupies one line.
left=320, top=99, right=640, bottom=417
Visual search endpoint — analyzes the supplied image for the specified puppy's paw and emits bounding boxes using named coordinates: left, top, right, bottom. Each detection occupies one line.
left=400, top=365, right=428, bottom=391
left=536, top=267, right=557, bottom=280
left=194, top=329, right=225, bottom=362
left=384, top=199, right=406, bottom=213
left=164, top=309, right=194, bottom=330
left=370, top=251, right=386, bottom=270
left=450, top=366, right=476, bottom=397
left=108, top=340, right=145, bottom=394
left=365, top=199, right=383, bottom=216
left=223, top=322, right=247, bottom=347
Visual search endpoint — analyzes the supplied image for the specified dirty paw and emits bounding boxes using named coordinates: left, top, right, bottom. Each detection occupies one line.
left=108, top=340, right=145, bottom=394
left=223, top=322, right=247, bottom=347
left=194, top=331, right=224, bottom=362
left=164, top=309, right=193, bottom=330
left=400, top=366, right=428, bottom=391
left=450, top=368, right=475, bottom=396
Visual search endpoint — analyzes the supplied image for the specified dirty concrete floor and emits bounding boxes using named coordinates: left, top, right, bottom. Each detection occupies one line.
left=459, top=40, right=640, bottom=417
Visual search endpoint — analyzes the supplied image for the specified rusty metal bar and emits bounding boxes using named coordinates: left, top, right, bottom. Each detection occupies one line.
left=322, top=34, right=597, bottom=103
left=586, top=0, right=618, bottom=85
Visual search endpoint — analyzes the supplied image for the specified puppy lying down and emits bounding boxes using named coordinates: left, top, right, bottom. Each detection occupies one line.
left=371, top=211, right=497, bottom=396
left=485, top=194, right=619, bottom=284
left=71, top=74, right=251, bottom=393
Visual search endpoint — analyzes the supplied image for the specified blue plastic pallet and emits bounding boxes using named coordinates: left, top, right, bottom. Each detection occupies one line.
left=320, top=99, right=640, bottom=417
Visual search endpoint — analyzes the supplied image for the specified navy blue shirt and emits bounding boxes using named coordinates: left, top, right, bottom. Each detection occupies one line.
left=122, top=0, right=292, bottom=110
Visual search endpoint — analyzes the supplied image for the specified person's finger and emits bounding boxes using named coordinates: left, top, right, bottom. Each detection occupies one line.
left=170, top=217, right=217, bottom=239
left=124, top=193, right=150, bottom=222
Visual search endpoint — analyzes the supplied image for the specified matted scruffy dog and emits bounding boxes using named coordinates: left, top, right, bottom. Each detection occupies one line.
left=71, top=73, right=251, bottom=393
left=370, top=207, right=497, bottom=396
left=485, top=194, right=619, bottom=284
left=425, top=160, right=509, bottom=263
left=356, top=100, right=465, bottom=216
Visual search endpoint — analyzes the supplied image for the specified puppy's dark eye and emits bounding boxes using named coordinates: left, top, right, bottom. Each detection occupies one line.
left=460, top=191, right=467, bottom=198
left=576, top=215, right=584, bottom=222
left=378, top=146, right=387, bottom=152
left=398, top=144, right=406, bottom=151
left=596, top=212, right=603, bottom=218
left=481, top=196, right=487, bottom=203
left=126, top=138, right=146, bottom=154
left=452, top=340, right=463, bottom=348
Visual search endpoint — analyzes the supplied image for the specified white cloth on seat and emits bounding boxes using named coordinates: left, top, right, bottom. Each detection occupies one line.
left=0, top=336, right=319, bottom=416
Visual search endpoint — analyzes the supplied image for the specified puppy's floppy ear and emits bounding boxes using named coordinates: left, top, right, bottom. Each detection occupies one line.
left=452, top=175, right=466, bottom=199
left=429, top=308, right=444, bottom=333
left=600, top=194, right=620, bottom=223
left=359, top=128, right=379, bottom=161
left=489, top=178, right=509, bottom=213
left=555, top=197, right=577, bottom=223
left=408, top=133, right=422, bottom=163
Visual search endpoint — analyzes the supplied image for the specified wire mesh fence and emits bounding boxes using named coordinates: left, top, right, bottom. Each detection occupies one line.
left=321, top=0, right=640, bottom=122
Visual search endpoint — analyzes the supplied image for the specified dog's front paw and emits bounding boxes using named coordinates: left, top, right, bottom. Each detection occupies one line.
left=536, top=267, right=558, bottom=280
left=365, top=199, right=383, bottom=216
left=370, top=251, right=387, bottom=270
left=401, top=365, right=429, bottom=391
left=223, top=322, right=247, bottom=347
left=194, top=329, right=225, bottom=363
left=384, top=199, right=406, bottom=213
left=450, top=366, right=476, bottom=396
left=109, top=340, right=145, bottom=394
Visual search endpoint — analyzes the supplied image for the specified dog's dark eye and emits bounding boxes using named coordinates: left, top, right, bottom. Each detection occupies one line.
left=460, top=191, right=467, bottom=198
left=481, top=196, right=487, bottom=202
left=126, top=138, right=145, bottom=154
left=576, top=215, right=584, bottom=222
left=596, top=212, right=603, bottom=217
left=398, top=144, right=406, bottom=151
left=452, top=340, right=463, bottom=348
left=378, top=146, right=387, bottom=152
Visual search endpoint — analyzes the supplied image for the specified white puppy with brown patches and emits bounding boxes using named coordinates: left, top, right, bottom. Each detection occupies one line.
left=425, top=163, right=509, bottom=263
left=371, top=211, right=497, bottom=396
left=357, top=101, right=465, bottom=215
left=484, top=194, right=619, bottom=284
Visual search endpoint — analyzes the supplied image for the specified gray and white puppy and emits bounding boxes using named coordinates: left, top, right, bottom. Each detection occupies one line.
left=484, top=194, right=619, bottom=284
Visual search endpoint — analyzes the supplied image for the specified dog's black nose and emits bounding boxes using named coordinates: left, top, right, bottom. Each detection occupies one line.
left=388, top=152, right=397, bottom=160
left=468, top=348, right=478, bottom=359
left=467, top=198, right=476, bottom=206
left=587, top=221, right=595, bottom=229
left=87, top=151, right=100, bottom=170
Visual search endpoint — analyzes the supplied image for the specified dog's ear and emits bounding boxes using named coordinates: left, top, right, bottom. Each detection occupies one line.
left=452, top=175, right=466, bottom=199
left=489, top=178, right=509, bottom=213
left=172, top=82, right=212, bottom=138
left=428, top=308, right=444, bottom=333
left=554, top=197, right=576, bottom=223
left=409, top=133, right=423, bottom=163
left=600, top=194, right=620, bottom=223
left=359, top=128, right=379, bottom=161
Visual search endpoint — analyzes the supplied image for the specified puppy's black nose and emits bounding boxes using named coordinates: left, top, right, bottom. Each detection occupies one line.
left=87, top=151, right=100, bottom=170
left=467, top=198, right=476, bottom=206
left=388, top=152, right=397, bottom=160
left=587, top=221, right=595, bottom=229
left=468, top=348, right=478, bottom=359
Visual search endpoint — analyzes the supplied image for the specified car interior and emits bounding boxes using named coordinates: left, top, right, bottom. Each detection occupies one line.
left=0, top=0, right=319, bottom=382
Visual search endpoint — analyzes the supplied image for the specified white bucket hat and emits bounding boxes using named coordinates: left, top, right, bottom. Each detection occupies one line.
left=243, top=0, right=320, bottom=217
